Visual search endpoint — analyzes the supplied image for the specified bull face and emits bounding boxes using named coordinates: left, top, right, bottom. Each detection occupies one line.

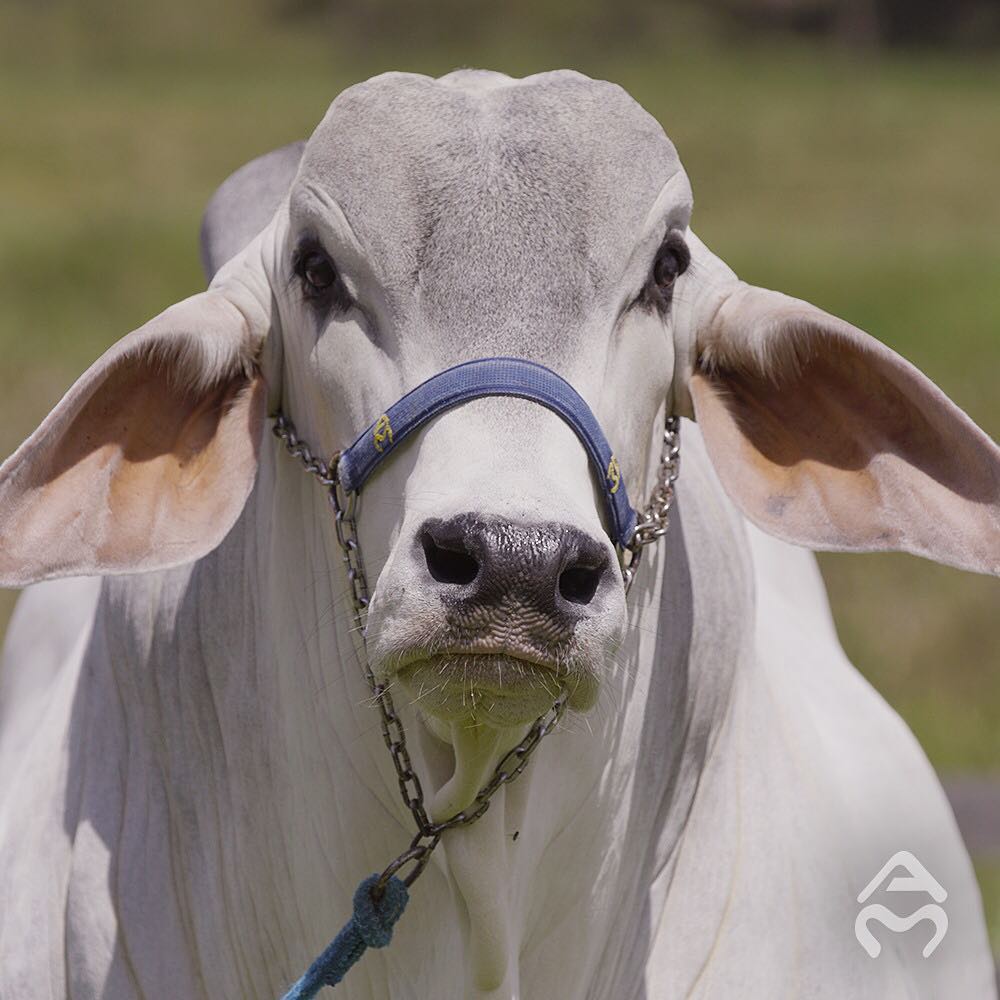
left=274, top=70, right=692, bottom=731
left=1, top=70, right=996, bottom=788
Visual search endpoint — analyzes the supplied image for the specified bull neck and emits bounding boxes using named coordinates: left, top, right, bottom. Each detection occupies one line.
left=111, top=435, right=738, bottom=998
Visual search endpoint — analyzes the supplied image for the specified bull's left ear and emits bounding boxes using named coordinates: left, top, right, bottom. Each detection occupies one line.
left=686, top=280, right=1000, bottom=575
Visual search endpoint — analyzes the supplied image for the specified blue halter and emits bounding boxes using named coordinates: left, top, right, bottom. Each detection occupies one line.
left=336, top=357, right=638, bottom=548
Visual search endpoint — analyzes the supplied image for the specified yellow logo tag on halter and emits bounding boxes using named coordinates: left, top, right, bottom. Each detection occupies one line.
left=607, top=455, right=621, bottom=495
left=373, top=413, right=394, bottom=453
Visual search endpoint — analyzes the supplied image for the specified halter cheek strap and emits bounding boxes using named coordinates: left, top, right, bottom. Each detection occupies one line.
left=336, top=357, right=638, bottom=548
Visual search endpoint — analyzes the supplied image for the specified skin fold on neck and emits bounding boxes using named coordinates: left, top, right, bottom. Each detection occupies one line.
left=82, top=426, right=746, bottom=999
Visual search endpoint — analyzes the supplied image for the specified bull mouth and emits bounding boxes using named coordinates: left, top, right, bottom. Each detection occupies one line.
left=393, top=649, right=597, bottom=727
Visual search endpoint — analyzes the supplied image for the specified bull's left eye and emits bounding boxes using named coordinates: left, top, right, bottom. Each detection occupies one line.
left=652, top=232, right=691, bottom=292
left=634, top=230, right=691, bottom=314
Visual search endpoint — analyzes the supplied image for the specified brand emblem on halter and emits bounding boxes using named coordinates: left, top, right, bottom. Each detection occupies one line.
left=373, top=413, right=394, bottom=453
left=607, top=455, right=621, bottom=495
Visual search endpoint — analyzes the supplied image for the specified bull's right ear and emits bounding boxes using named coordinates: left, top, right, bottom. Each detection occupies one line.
left=0, top=285, right=270, bottom=587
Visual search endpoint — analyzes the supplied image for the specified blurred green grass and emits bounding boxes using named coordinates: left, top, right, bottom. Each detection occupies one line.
left=0, top=0, right=997, bottom=949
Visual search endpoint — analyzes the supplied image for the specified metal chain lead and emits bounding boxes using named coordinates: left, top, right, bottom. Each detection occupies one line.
left=621, top=415, right=681, bottom=594
left=273, top=410, right=678, bottom=888
left=272, top=414, right=571, bottom=897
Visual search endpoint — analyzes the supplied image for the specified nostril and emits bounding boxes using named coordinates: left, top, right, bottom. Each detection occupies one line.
left=558, top=563, right=603, bottom=605
left=422, top=532, right=479, bottom=586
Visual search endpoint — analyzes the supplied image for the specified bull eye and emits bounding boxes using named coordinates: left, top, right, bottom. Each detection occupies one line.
left=301, top=250, right=336, bottom=292
left=652, top=232, right=691, bottom=292
left=292, top=240, right=351, bottom=311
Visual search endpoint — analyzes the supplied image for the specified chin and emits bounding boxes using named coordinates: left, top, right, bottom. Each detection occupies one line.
left=397, top=653, right=599, bottom=729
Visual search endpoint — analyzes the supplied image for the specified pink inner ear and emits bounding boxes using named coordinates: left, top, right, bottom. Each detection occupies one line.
left=690, top=330, right=1000, bottom=575
left=0, top=352, right=266, bottom=585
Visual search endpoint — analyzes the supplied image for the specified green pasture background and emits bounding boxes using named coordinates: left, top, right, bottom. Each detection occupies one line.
left=0, top=0, right=997, bottom=954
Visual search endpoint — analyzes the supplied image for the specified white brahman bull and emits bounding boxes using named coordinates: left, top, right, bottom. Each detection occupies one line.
left=0, top=69, right=997, bottom=999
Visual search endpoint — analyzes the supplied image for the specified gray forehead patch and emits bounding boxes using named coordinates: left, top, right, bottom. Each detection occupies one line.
left=293, top=70, right=686, bottom=342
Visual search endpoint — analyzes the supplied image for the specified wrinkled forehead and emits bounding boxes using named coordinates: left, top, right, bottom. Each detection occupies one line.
left=291, top=70, right=686, bottom=327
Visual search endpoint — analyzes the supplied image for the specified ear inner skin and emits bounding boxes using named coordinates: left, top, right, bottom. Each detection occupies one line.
left=0, top=293, right=267, bottom=586
left=690, top=290, right=1000, bottom=575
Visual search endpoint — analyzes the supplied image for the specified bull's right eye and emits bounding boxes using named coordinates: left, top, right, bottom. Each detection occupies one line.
left=302, top=250, right=336, bottom=292
left=291, top=241, right=351, bottom=311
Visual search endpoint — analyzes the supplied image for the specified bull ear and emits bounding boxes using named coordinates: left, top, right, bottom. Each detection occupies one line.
left=0, top=285, right=269, bottom=586
left=684, top=260, right=1000, bottom=575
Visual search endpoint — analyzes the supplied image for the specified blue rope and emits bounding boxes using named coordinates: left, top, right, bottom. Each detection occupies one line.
left=280, top=875, right=409, bottom=998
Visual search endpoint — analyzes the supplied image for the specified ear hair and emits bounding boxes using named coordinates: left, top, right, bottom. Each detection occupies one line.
left=697, top=285, right=858, bottom=386
left=139, top=315, right=259, bottom=395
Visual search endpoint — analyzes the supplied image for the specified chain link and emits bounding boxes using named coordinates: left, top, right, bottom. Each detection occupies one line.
left=621, top=415, right=681, bottom=594
left=271, top=415, right=575, bottom=899
left=271, top=414, right=336, bottom=486
left=271, top=409, right=677, bottom=897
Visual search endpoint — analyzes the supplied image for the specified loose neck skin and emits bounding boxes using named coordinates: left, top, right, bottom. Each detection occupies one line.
left=92, top=429, right=751, bottom=1000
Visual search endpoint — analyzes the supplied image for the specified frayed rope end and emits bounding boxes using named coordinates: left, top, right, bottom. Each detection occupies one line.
left=280, top=874, right=409, bottom=999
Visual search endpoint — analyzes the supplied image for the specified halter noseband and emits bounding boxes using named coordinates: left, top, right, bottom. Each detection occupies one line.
left=336, top=356, right=640, bottom=548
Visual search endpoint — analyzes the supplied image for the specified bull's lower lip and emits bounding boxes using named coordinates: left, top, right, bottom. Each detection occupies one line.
left=394, top=652, right=597, bottom=726
left=408, top=651, right=561, bottom=688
